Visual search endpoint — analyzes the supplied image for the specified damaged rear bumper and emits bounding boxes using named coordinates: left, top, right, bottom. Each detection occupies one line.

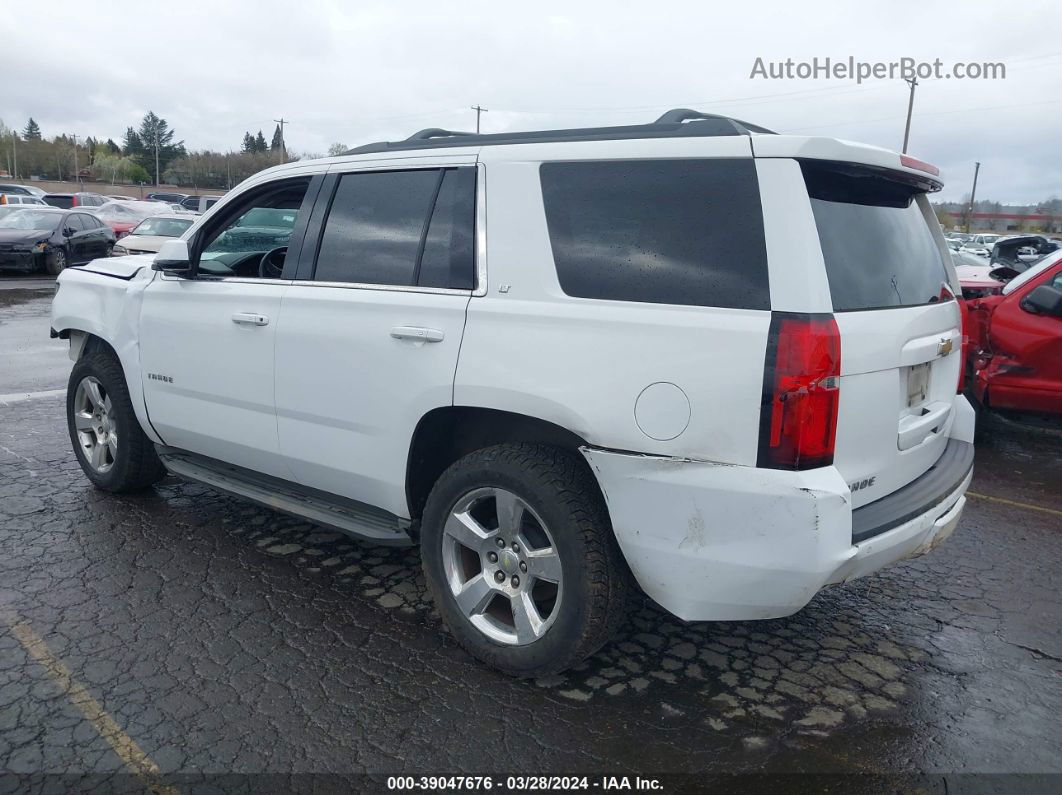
left=581, top=415, right=974, bottom=622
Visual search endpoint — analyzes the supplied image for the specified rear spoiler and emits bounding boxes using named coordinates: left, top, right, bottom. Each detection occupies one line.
left=751, top=135, right=943, bottom=192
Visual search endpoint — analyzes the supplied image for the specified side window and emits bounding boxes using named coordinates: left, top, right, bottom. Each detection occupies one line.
left=540, top=159, right=769, bottom=310
left=418, top=168, right=476, bottom=290
left=196, top=178, right=310, bottom=278
left=315, top=170, right=439, bottom=286
left=67, top=215, right=86, bottom=232
left=314, top=167, right=475, bottom=289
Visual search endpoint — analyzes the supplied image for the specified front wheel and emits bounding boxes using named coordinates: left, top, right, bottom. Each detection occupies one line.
left=421, top=443, right=630, bottom=677
left=66, top=350, right=166, bottom=492
left=45, top=247, right=67, bottom=276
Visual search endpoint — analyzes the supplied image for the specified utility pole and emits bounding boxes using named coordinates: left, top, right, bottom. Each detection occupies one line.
left=471, top=105, right=488, bottom=134
left=965, top=162, right=981, bottom=234
left=273, top=118, right=287, bottom=163
left=153, top=128, right=160, bottom=187
left=902, top=77, right=918, bottom=154
left=71, top=134, right=79, bottom=188
left=11, top=130, right=17, bottom=180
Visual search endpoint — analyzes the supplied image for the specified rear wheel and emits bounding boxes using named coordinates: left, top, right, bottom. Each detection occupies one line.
left=45, top=247, right=67, bottom=276
left=66, top=350, right=166, bottom=492
left=421, top=443, right=630, bottom=677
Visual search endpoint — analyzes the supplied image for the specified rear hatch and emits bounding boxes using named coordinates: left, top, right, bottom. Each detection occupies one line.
left=803, top=160, right=961, bottom=508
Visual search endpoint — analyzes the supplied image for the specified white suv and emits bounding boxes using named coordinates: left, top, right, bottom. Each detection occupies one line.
left=51, top=110, right=975, bottom=677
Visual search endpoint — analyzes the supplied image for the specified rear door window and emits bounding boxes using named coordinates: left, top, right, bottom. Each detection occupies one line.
left=539, top=159, right=769, bottom=310
left=803, top=162, right=950, bottom=311
left=314, top=167, right=475, bottom=289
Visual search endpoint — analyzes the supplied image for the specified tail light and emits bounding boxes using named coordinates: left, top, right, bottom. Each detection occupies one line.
left=0, top=195, right=7, bottom=205
left=757, top=313, right=841, bottom=470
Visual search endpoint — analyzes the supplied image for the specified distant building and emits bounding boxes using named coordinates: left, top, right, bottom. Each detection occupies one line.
left=966, top=210, right=1060, bottom=233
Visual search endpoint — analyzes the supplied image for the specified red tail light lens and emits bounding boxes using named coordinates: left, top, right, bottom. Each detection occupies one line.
left=757, top=313, right=841, bottom=470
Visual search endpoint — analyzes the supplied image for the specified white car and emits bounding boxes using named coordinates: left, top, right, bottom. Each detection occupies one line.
left=51, top=110, right=974, bottom=677
left=961, top=233, right=1002, bottom=257
left=0, top=193, right=47, bottom=206
left=111, top=214, right=196, bottom=255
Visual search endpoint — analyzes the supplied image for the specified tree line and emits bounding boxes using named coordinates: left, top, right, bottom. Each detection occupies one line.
left=1, top=113, right=329, bottom=190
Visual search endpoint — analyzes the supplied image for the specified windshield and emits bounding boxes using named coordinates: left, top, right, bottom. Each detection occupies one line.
left=131, top=217, right=193, bottom=237
left=235, top=208, right=297, bottom=228
left=0, top=211, right=61, bottom=230
left=1003, top=250, right=1062, bottom=295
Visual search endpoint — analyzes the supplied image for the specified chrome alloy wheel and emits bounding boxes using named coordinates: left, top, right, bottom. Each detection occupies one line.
left=441, top=487, right=563, bottom=645
left=73, top=376, right=117, bottom=473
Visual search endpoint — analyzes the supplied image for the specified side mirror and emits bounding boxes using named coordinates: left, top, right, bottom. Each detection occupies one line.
left=63, top=227, right=75, bottom=238
left=1021, top=284, right=1062, bottom=318
left=154, top=239, right=194, bottom=276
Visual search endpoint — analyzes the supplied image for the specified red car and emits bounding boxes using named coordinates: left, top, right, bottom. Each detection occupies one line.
left=966, top=252, right=1062, bottom=415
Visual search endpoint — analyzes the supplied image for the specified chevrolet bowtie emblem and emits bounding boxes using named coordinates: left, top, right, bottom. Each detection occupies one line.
left=937, top=338, right=953, bottom=356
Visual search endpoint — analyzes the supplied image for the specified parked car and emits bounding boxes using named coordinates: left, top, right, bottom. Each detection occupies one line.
left=179, top=195, right=224, bottom=214
left=955, top=237, right=1061, bottom=298
left=43, top=192, right=108, bottom=209
left=989, top=235, right=1059, bottom=268
left=88, top=201, right=170, bottom=238
left=144, top=191, right=189, bottom=204
left=51, top=110, right=974, bottom=677
left=961, top=233, right=1002, bottom=257
left=111, top=214, right=195, bottom=255
left=0, top=193, right=48, bottom=206
left=967, top=252, right=1062, bottom=416
left=0, top=183, right=47, bottom=199
left=0, top=207, right=114, bottom=274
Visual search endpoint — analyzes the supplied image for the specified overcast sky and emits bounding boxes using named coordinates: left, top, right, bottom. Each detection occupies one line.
left=2, top=0, right=1059, bottom=203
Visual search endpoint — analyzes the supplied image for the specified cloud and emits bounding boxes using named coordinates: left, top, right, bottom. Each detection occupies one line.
left=2, top=0, right=1059, bottom=202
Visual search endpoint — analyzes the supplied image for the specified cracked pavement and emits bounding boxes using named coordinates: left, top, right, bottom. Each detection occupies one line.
left=0, top=282, right=1060, bottom=788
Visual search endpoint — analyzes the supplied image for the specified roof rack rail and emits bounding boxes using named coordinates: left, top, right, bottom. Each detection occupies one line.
left=343, top=108, right=775, bottom=156
left=653, top=108, right=775, bottom=134
left=405, top=128, right=475, bottom=142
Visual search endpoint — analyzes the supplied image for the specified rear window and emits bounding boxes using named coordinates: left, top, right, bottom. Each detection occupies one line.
left=803, top=162, right=950, bottom=311
left=540, top=159, right=769, bottom=310
left=45, top=195, right=74, bottom=209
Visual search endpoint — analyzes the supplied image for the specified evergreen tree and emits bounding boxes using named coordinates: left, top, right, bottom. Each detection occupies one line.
left=270, top=124, right=282, bottom=151
left=133, top=111, right=186, bottom=183
left=123, top=127, right=143, bottom=157
left=254, top=130, right=268, bottom=153
left=241, top=132, right=256, bottom=154
left=23, top=118, right=42, bottom=140
left=105, top=138, right=121, bottom=154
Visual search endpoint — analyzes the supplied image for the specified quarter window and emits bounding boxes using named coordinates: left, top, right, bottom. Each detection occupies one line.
left=540, top=159, right=770, bottom=309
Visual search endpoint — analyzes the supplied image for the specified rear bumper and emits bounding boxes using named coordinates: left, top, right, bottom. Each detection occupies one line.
left=582, top=400, right=975, bottom=622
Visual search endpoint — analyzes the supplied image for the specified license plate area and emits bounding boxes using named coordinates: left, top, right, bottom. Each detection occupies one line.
left=906, top=363, right=930, bottom=409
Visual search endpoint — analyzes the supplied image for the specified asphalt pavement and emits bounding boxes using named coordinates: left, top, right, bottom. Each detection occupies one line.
left=0, top=277, right=1059, bottom=792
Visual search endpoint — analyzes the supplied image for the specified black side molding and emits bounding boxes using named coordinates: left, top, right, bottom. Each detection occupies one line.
left=852, top=439, right=974, bottom=543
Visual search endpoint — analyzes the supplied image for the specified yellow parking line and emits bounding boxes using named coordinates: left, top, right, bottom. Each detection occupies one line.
left=966, top=491, right=1062, bottom=518
left=3, top=613, right=177, bottom=795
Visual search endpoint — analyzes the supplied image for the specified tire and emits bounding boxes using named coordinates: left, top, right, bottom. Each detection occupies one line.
left=421, top=443, right=630, bottom=677
left=66, top=350, right=166, bottom=492
left=45, top=247, right=67, bottom=276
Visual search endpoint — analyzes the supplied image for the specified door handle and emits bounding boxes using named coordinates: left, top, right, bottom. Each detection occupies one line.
left=231, top=312, right=269, bottom=326
left=390, top=326, right=444, bottom=343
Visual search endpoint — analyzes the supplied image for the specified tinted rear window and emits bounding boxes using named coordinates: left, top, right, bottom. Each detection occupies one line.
left=803, top=162, right=950, bottom=311
left=540, top=159, right=769, bottom=310
left=45, top=196, right=74, bottom=209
